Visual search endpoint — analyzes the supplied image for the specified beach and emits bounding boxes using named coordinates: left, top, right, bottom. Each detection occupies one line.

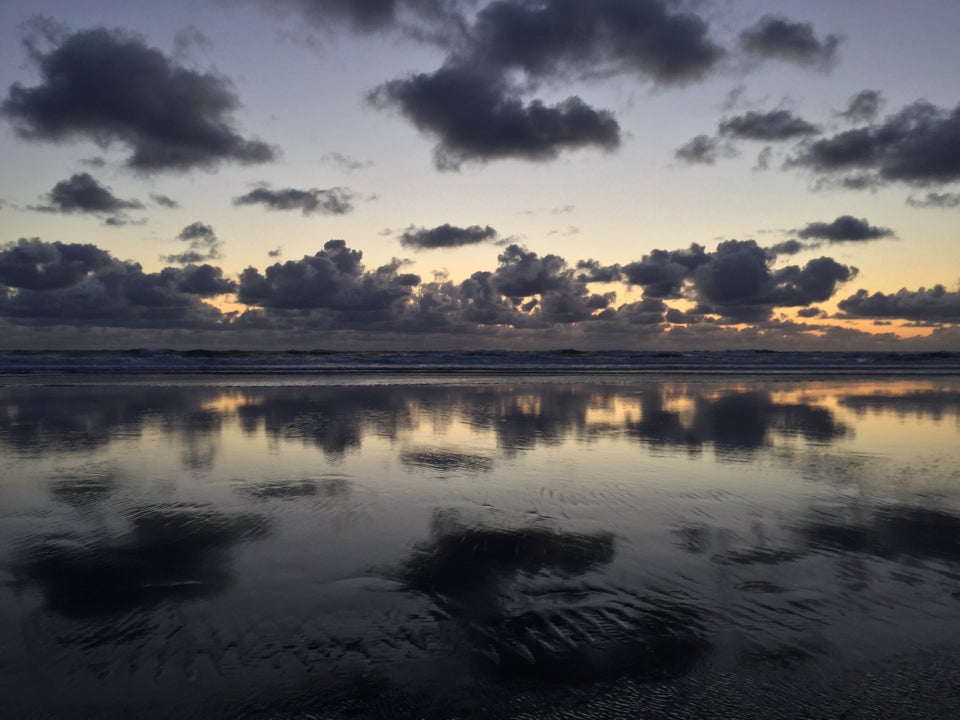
left=2, top=370, right=960, bottom=718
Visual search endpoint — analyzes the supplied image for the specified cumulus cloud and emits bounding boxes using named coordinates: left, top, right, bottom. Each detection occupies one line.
left=364, top=0, right=731, bottom=167
left=622, top=240, right=855, bottom=322
left=739, top=15, right=841, bottom=70
left=838, top=90, right=884, bottom=124
left=838, top=286, right=960, bottom=322
left=2, top=25, right=275, bottom=173
left=237, top=240, right=420, bottom=322
left=788, top=100, right=960, bottom=187
left=797, top=215, right=894, bottom=243
left=690, top=242, right=856, bottom=322
left=389, top=243, right=619, bottom=330
left=719, top=109, right=820, bottom=141
left=399, top=224, right=498, bottom=249
left=0, top=237, right=113, bottom=290
left=233, top=186, right=355, bottom=215
left=165, top=222, right=223, bottom=264
left=0, top=236, right=910, bottom=344
left=575, top=259, right=621, bottom=283
left=622, top=245, right=709, bottom=298
left=466, top=0, right=724, bottom=85
left=906, top=192, right=960, bottom=209
left=30, top=173, right=143, bottom=224
left=370, top=66, right=621, bottom=169
left=0, top=238, right=232, bottom=328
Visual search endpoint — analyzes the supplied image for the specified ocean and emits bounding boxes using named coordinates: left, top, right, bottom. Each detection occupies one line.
left=1, top=354, right=959, bottom=718
left=0, top=348, right=958, bottom=377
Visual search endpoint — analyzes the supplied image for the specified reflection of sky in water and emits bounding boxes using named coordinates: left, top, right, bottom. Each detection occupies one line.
left=1, top=378, right=959, bottom=718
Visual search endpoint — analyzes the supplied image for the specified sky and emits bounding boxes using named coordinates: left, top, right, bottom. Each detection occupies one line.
left=0, top=0, right=958, bottom=351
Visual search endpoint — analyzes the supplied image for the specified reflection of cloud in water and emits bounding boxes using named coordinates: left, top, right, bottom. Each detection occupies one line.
left=394, top=510, right=705, bottom=684
left=0, top=386, right=229, bottom=455
left=12, top=504, right=271, bottom=619
left=49, top=465, right=120, bottom=506
left=799, top=505, right=960, bottom=563
left=677, top=502, right=960, bottom=569
left=400, top=448, right=494, bottom=474
left=1, top=383, right=853, bottom=465
left=239, top=475, right=350, bottom=501
left=628, top=389, right=848, bottom=452
left=236, top=387, right=417, bottom=457
left=839, top=389, right=960, bottom=421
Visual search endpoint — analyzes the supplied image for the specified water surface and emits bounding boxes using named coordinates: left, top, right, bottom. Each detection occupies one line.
left=2, top=376, right=960, bottom=718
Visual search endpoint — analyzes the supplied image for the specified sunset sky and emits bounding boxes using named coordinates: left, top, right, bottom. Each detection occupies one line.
left=1, top=0, right=958, bottom=350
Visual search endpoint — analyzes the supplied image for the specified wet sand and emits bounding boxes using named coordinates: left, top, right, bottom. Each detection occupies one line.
left=1, top=376, right=959, bottom=718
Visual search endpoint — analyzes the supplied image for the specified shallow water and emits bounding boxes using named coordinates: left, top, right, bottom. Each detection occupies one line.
left=2, top=376, right=960, bottom=718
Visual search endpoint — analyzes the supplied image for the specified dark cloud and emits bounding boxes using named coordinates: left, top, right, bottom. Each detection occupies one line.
left=0, top=238, right=232, bottom=328
left=491, top=244, right=572, bottom=299
left=796, top=307, right=823, bottom=318
left=694, top=244, right=856, bottom=321
left=906, top=192, right=960, bottom=209
left=797, top=215, right=894, bottom=243
left=622, top=240, right=856, bottom=323
left=370, top=66, right=620, bottom=169
left=719, top=109, right=820, bottom=142
left=390, top=243, right=618, bottom=330
left=767, top=239, right=807, bottom=256
left=675, top=134, right=723, bottom=164
left=399, top=223, right=498, bottom=249
left=0, top=234, right=899, bottom=341
left=31, top=173, right=143, bottom=222
left=787, top=100, right=960, bottom=187
left=2, top=25, right=275, bottom=173
left=622, top=244, right=709, bottom=298
left=161, top=264, right=237, bottom=296
left=467, top=0, right=723, bottom=85
left=739, top=15, right=841, bottom=70
left=838, top=286, right=960, bottom=322
left=237, top=239, right=419, bottom=321
left=150, top=193, right=179, bottom=208
left=575, top=259, right=622, bottom=283
left=165, top=221, right=222, bottom=264
left=612, top=297, right=667, bottom=325
left=363, top=1, right=727, bottom=168
left=179, top=221, right=216, bottom=242
left=838, top=90, right=884, bottom=124
left=0, top=237, right=113, bottom=290
left=233, top=186, right=355, bottom=215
